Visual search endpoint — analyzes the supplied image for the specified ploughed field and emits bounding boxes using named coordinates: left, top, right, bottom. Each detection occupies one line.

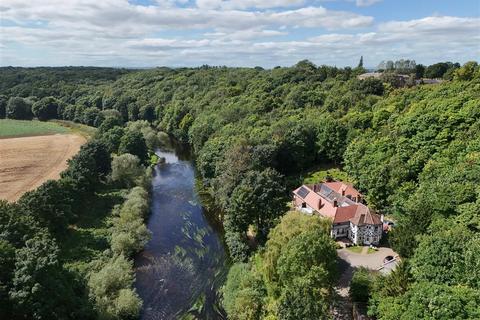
left=0, top=120, right=85, bottom=202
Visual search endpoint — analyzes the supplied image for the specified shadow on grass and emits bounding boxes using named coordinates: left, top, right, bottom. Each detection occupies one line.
left=59, top=190, right=125, bottom=268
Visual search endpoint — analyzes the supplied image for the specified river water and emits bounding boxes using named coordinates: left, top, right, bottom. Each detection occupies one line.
left=135, top=146, right=229, bottom=320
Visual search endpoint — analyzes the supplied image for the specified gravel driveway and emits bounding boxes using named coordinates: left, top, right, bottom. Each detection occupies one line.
left=335, top=246, right=398, bottom=298
left=338, top=247, right=397, bottom=269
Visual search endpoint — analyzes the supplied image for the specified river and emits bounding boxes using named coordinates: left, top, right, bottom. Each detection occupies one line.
left=135, top=145, right=229, bottom=320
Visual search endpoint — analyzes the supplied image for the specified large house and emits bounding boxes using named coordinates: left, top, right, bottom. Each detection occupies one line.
left=292, top=181, right=383, bottom=246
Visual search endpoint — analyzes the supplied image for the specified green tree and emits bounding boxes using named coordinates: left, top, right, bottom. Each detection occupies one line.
left=32, top=96, right=59, bottom=121
left=410, top=224, right=472, bottom=286
left=276, top=229, right=337, bottom=287
left=139, top=104, right=156, bottom=122
left=263, top=212, right=331, bottom=288
left=88, top=254, right=141, bottom=319
left=227, top=168, right=286, bottom=238
left=6, top=97, right=33, bottom=120
left=350, top=267, right=373, bottom=304
left=277, top=267, right=331, bottom=320
left=10, top=232, right=83, bottom=320
left=375, top=282, right=480, bottom=320
left=0, top=239, right=15, bottom=317
left=222, top=263, right=265, bottom=320
left=358, top=56, right=363, bottom=68
left=119, top=130, right=148, bottom=163
left=110, top=153, right=144, bottom=188
left=454, top=61, right=479, bottom=81
left=99, top=116, right=123, bottom=133
left=18, top=179, right=73, bottom=234
left=316, top=116, right=348, bottom=163
left=0, top=95, right=8, bottom=118
left=100, top=126, right=124, bottom=154
left=82, top=107, right=102, bottom=126
left=62, top=139, right=111, bottom=193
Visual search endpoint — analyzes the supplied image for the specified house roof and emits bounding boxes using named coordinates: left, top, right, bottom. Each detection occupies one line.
left=293, top=181, right=381, bottom=226
left=350, top=206, right=382, bottom=226
left=323, top=181, right=362, bottom=199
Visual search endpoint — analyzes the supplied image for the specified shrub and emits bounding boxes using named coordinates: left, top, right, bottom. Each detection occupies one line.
left=114, top=289, right=142, bottom=319
left=110, top=186, right=151, bottom=256
left=88, top=254, right=141, bottom=319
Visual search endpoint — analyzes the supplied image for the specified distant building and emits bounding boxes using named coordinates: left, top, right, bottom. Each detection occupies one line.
left=357, top=72, right=413, bottom=87
left=292, top=181, right=383, bottom=245
left=357, top=72, right=382, bottom=80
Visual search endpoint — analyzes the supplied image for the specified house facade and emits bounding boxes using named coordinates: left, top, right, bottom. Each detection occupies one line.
left=292, top=181, right=383, bottom=246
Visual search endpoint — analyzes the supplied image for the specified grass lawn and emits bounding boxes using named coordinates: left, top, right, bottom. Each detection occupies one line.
left=0, top=119, right=70, bottom=138
left=51, top=120, right=97, bottom=138
left=302, top=165, right=352, bottom=185
left=347, top=246, right=363, bottom=253
left=346, top=246, right=377, bottom=254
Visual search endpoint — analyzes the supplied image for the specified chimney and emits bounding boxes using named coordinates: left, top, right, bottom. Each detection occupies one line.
left=381, top=214, right=384, bottom=223
left=333, top=198, right=338, bottom=207
left=318, top=198, right=322, bottom=209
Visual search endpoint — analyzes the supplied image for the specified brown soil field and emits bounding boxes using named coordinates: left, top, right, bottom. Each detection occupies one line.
left=0, top=134, right=86, bottom=202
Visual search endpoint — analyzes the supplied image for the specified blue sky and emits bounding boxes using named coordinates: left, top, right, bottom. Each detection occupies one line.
left=0, top=0, right=479, bottom=68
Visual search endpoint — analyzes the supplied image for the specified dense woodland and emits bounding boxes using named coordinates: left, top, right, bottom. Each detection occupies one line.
left=0, top=60, right=479, bottom=319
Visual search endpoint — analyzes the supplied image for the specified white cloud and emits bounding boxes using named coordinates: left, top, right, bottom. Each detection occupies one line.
left=196, top=0, right=306, bottom=10
left=355, top=0, right=382, bottom=7
left=0, top=1, right=372, bottom=31
left=0, top=0, right=478, bottom=68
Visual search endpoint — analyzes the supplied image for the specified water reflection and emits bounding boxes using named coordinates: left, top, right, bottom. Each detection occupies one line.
left=135, top=145, right=228, bottom=320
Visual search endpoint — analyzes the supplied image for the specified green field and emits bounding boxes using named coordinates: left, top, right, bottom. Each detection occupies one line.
left=0, top=119, right=70, bottom=138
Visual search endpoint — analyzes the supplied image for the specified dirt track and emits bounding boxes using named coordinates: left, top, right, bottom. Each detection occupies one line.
left=0, top=134, right=85, bottom=202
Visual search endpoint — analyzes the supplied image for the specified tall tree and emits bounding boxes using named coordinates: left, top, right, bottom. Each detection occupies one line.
left=358, top=56, right=364, bottom=68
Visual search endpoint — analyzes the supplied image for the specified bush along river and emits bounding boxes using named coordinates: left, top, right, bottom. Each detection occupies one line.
left=135, top=144, right=229, bottom=320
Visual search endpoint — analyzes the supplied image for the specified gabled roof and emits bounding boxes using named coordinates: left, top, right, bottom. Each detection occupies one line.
left=350, top=205, right=382, bottom=226
left=333, top=206, right=357, bottom=224
left=323, top=181, right=362, bottom=199
left=293, top=181, right=381, bottom=226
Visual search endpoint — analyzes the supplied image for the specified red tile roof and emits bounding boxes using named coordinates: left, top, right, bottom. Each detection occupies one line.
left=323, top=181, right=362, bottom=199
left=350, top=206, right=382, bottom=225
left=293, top=181, right=381, bottom=226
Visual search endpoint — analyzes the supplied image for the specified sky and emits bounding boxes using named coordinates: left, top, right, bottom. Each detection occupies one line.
left=0, top=0, right=479, bottom=68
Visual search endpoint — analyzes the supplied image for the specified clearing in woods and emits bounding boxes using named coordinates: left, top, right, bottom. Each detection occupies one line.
left=0, top=120, right=86, bottom=202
